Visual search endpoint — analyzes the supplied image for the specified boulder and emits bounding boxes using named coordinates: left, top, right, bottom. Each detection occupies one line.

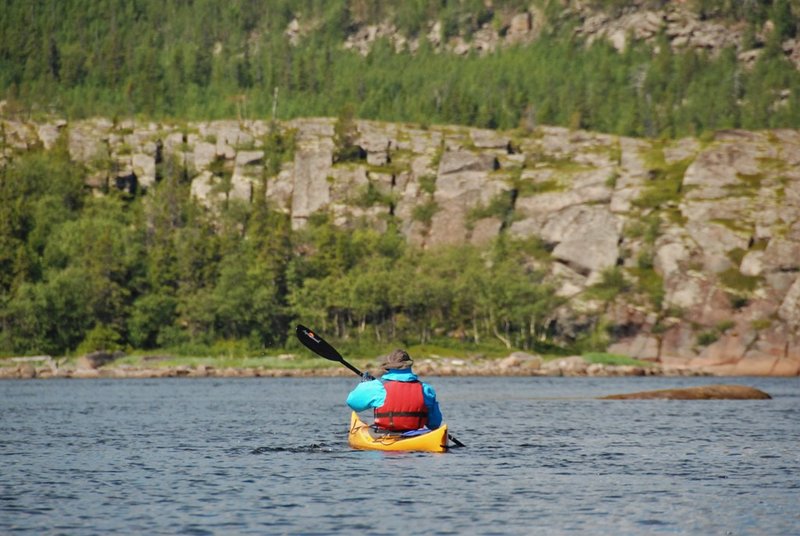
left=507, top=12, right=533, bottom=42
left=740, top=251, right=765, bottom=276
left=434, top=169, right=504, bottom=204
left=498, top=351, right=543, bottom=372
left=132, top=153, right=156, bottom=189
left=206, top=120, right=253, bottom=148
left=190, top=171, right=219, bottom=206
left=2, top=120, right=39, bottom=150
left=470, top=129, right=511, bottom=151
left=541, top=356, right=589, bottom=375
left=438, top=150, right=497, bottom=175
left=551, top=261, right=587, bottom=298
left=68, top=119, right=112, bottom=164
left=77, top=351, right=121, bottom=370
left=356, top=123, right=393, bottom=165
left=542, top=205, right=621, bottom=275
left=515, top=184, right=612, bottom=216
left=235, top=150, right=264, bottom=167
left=228, top=171, right=253, bottom=202
left=37, top=121, right=66, bottom=150
left=290, top=144, right=333, bottom=228
left=683, top=137, right=762, bottom=198
left=761, top=238, right=800, bottom=273
left=193, top=141, right=217, bottom=170
left=17, top=363, right=36, bottom=379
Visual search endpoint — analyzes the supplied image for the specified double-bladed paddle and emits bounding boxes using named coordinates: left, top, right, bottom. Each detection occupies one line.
left=295, top=324, right=465, bottom=448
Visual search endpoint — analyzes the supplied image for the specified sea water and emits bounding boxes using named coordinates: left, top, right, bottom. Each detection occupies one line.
left=1, top=376, right=798, bottom=535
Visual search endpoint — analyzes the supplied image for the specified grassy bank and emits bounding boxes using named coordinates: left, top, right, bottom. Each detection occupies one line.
left=2, top=347, right=652, bottom=373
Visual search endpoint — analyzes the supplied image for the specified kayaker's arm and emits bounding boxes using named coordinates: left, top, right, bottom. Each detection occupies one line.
left=346, top=380, right=386, bottom=412
left=422, top=383, right=443, bottom=429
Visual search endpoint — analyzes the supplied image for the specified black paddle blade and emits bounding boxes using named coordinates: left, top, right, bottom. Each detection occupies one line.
left=296, top=325, right=343, bottom=362
left=448, top=434, right=466, bottom=448
left=295, top=324, right=364, bottom=377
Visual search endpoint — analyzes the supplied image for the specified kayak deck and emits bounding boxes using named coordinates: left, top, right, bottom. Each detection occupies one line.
left=348, top=412, right=449, bottom=453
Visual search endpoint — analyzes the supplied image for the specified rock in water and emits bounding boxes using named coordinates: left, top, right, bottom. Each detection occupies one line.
left=600, top=384, right=771, bottom=400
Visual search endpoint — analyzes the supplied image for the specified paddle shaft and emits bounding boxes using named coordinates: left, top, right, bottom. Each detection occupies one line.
left=336, top=357, right=363, bottom=376
left=295, top=324, right=465, bottom=448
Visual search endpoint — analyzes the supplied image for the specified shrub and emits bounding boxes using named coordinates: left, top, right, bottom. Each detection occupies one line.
left=76, top=324, right=123, bottom=354
left=586, top=267, right=631, bottom=302
left=412, top=199, right=439, bottom=226
left=696, top=330, right=719, bottom=346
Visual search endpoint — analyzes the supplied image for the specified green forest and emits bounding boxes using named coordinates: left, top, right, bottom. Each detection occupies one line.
left=0, top=132, right=572, bottom=357
left=1, top=0, right=799, bottom=137
left=2, top=0, right=800, bottom=358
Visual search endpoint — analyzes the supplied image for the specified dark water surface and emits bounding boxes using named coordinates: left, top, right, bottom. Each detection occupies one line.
left=1, top=376, right=798, bottom=535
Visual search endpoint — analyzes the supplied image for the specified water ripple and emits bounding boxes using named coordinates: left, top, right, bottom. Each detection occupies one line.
left=1, top=376, right=798, bottom=535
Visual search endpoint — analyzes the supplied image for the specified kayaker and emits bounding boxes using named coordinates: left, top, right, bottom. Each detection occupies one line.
left=346, top=349, right=443, bottom=432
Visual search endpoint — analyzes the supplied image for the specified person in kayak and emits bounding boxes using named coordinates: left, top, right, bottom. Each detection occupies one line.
left=346, top=349, right=443, bottom=432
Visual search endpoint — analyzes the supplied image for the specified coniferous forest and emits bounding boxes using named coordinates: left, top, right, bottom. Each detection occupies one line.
left=2, top=0, right=799, bottom=136
left=1, top=0, right=799, bottom=358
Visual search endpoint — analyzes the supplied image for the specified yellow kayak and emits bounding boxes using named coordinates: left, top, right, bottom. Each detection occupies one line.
left=348, top=412, right=449, bottom=453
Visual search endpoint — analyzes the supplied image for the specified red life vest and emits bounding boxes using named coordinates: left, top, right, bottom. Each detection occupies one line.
left=374, top=380, right=428, bottom=431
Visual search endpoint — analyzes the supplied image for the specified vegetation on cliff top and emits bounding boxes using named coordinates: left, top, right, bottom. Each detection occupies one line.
left=1, top=0, right=799, bottom=137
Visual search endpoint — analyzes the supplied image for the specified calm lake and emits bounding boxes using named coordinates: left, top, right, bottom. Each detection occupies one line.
left=1, top=376, right=798, bottom=535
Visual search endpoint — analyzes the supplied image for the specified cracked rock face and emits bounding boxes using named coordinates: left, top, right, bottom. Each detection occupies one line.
left=4, top=116, right=800, bottom=375
left=543, top=205, right=621, bottom=276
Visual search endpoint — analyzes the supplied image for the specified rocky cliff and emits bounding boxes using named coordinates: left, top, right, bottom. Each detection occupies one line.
left=2, top=116, right=799, bottom=375
left=333, top=1, right=800, bottom=71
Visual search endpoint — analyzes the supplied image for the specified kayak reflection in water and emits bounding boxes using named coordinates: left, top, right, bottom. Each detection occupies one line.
left=346, top=349, right=443, bottom=432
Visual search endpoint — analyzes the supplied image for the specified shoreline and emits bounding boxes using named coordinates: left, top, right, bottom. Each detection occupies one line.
left=0, top=361, right=727, bottom=380
left=4, top=352, right=798, bottom=379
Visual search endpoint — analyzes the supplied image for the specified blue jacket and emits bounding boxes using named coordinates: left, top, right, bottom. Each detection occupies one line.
left=346, top=369, right=443, bottom=429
